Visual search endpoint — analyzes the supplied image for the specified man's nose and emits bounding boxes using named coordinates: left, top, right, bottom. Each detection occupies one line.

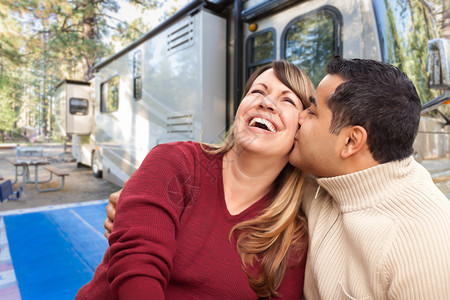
left=298, top=109, right=308, bottom=125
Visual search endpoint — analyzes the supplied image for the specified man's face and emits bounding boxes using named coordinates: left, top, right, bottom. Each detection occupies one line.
left=289, top=74, right=347, bottom=177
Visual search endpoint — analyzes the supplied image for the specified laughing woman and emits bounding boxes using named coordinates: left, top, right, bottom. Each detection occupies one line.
left=76, top=61, right=314, bottom=299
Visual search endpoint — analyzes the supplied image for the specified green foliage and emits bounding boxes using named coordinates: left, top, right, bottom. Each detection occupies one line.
left=0, top=0, right=179, bottom=138
left=0, top=77, right=18, bottom=131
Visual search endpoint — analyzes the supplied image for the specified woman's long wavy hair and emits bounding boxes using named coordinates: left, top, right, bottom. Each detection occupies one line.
left=203, top=60, right=314, bottom=297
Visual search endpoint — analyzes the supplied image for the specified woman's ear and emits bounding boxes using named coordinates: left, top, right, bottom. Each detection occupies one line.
left=340, top=125, right=368, bottom=159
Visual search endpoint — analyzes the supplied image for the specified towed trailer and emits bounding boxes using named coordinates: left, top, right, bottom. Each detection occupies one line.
left=56, top=0, right=450, bottom=196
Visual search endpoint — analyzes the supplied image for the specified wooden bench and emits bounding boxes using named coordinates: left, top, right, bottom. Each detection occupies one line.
left=44, top=166, right=69, bottom=177
left=35, top=166, right=69, bottom=192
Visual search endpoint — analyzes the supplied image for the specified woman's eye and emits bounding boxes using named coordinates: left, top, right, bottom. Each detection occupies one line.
left=251, top=89, right=265, bottom=96
left=283, top=98, right=296, bottom=107
left=307, top=108, right=315, bottom=115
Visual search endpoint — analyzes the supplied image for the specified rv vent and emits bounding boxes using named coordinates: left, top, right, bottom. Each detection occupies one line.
left=167, top=18, right=194, bottom=55
left=166, top=113, right=194, bottom=138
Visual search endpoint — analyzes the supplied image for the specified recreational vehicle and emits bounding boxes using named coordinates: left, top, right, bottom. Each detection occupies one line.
left=56, top=0, right=450, bottom=197
left=54, top=79, right=93, bottom=136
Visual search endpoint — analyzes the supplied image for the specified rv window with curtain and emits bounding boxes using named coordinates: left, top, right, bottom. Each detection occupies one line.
left=246, top=28, right=275, bottom=79
left=133, top=50, right=142, bottom=100
left=69, top=98, right=89, bottom=115
left=282, top=7, right=342, bottom=87
left=100, top=76, right=119, bottom=113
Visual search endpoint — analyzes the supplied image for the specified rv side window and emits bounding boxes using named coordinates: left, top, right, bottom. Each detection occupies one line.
left=246, top=28, right=276, bottom=78
left=69, top=98, right=89, bottom=115
left=281, top=7, right=342, bottom=87
left=133, top=50, right=142, bottom=100
left=373, top=0, right=439, bottom=105
left=100, top=76, right=119, bottom=113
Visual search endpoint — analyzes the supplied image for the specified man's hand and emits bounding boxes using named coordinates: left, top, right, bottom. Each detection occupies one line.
left=104, top=189, right=121, bottom=238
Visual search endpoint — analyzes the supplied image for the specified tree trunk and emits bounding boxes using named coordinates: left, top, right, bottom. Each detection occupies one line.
left=443, top=4, right=449, bottom=39
left=82, top=3, right=96, bottom=81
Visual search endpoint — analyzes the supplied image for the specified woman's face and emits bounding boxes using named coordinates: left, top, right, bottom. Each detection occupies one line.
left=233, top=68, right=304, bottom=159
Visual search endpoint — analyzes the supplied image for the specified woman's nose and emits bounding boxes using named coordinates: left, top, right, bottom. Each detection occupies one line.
left=258, top=95, right=277, bottom=113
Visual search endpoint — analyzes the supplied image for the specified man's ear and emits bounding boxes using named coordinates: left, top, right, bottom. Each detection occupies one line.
left=340, top=125, right=368, bottom=158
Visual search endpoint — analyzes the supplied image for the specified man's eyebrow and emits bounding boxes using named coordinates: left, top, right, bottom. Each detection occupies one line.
left=309, top=96, right=317, bottom=106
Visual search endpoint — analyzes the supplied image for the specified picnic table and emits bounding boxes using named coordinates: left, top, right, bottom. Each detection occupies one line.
left=5, top=147, right=69, bottom=192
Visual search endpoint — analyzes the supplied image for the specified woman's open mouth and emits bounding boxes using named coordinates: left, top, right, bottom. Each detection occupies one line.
left=248, top=117, right=277, bottom=133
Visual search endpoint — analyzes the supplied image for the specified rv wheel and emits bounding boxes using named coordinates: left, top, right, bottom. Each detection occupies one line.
left=92, top=151, right=103, bottom=178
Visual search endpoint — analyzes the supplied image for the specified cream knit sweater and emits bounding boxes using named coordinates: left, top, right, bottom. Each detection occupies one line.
left=302, top=156, right=450, bottom=299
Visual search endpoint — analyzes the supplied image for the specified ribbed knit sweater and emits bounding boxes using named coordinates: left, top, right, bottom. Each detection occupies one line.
left=302, top=156, right=450, bottom=299
left=76, top=141, right=307, bottom=300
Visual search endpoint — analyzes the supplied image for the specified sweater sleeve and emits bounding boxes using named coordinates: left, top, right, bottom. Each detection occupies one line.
left=107, top=143, right=196, bottom=299
left=384, top=216, right=450, bottom=299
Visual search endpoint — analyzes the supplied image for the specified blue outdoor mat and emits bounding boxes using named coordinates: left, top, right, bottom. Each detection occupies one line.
left=0, top=200, right=108, bottom=300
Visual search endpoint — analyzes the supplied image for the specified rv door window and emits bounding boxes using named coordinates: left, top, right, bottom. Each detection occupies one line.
left=246, top=28, right=276, bottom=77
left=133, top=50, right=142, bottom=100
left=100, top=76, right=119, bottom=113
left=69, top=98, right=89, bottom=115
left=282, top=7, right=342, bottom=87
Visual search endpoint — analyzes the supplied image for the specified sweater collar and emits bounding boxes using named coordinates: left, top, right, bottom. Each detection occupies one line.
left=316, top=156, right=414, bottom=213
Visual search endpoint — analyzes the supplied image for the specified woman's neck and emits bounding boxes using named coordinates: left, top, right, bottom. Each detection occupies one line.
left=222, top=149, right=287, bottom=215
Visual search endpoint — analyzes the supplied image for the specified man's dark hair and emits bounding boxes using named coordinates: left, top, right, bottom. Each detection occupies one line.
left=326, top=56, right=422, bottom=163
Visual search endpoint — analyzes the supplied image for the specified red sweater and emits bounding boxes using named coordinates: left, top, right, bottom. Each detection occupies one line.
left=76, top=141, right=306, bottom=299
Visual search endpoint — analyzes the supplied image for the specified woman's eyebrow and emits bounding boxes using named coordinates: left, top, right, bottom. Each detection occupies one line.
left=252, top=83, right=267, bottom=89
left=309, top=96, right=317, bottom=106
left=281, top=89, right=296, bottom=95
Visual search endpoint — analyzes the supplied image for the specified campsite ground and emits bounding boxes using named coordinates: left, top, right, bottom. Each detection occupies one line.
left=0, top=144, right=121, bottom=212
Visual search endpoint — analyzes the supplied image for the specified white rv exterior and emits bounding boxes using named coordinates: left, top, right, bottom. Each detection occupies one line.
left=54, top=79, right=93, bottom=136
left=58, top=0, right=450, bottom=196
left=54, top=79, right=96, bottom=168
left=91, top=9, right=226, bottom=185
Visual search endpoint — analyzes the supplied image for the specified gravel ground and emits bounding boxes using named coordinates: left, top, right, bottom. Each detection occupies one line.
left=0, top=144, right=121, bottom=212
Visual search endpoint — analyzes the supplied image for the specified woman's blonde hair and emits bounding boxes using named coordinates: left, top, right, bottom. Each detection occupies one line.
left=204, top=60, right=314, bottom=297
